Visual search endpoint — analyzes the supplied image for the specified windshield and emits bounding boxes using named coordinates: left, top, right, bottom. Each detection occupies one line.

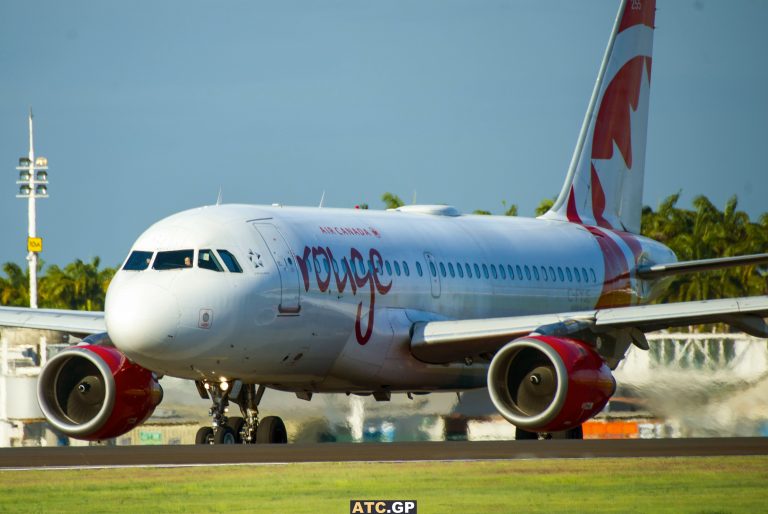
left=198, top=249, right=223, bottom=271
left=217, top=249, right=243, bottom=273
left=153, top=250, right=194, bottom=270
left=123, top=250, right=153, bottom=271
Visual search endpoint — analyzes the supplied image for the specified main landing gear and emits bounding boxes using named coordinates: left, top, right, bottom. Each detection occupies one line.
left=194, top=381, right=288, bottom=445
left=515, top=425, right=584, bottom=440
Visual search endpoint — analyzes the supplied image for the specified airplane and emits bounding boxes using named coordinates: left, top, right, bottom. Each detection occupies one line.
left=1, top=0, right=767, bottom=444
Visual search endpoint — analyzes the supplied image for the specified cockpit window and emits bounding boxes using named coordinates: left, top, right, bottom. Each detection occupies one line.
left=199, top=249, right=224, bottom=272
left=153, top=250, right=194, bottom=270
left=123, top=250, right=153, bottom=271
left=217, top=250, right=243, bottom=273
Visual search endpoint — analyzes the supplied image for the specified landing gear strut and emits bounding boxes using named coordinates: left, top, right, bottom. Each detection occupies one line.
left=194, top=381, right=287, bottom=445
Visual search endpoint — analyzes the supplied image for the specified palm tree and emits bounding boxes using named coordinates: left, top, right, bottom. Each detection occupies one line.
left=0, top=262, right=30, bottom=306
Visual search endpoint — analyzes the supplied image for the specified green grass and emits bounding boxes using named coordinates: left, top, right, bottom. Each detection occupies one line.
left=0, top=456, right=766, bottom=513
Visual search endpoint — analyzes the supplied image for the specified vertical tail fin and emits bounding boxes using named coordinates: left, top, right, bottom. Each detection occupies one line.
left=542, top=0, right=656, bottom=234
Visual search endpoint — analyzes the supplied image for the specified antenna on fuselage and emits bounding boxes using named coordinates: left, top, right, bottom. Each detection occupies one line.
left=318, top=190, right=326, bottom=208
left=216, top=186, right=223, bottom=206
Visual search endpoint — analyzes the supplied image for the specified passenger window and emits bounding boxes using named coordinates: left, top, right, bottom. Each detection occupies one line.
left=324, top=258, right=330, bottom=274
left=448, top=263, right=455, bottom=278
left=548, top=266, right=555, bottom=282
left=482, top=264, right=489, bottom=279
left=590, top=268, right=597, bottom=283
left=457, top=263, right=464, bottom=278
left=566, top=267, right=573, bottom=282
left=332, top=259, right=339, bottom=274
left=490, top=265, right=497, bottom=279
left=582, top=267, right=589, bottom=283
left=574, top=266, right=581, bottom=283
left=429, top=261, right=437, bottom=277
left=474, top=263, right=480, bottom=279
left=394, top=261, right=401, bottom=276
left=199, top=249, right=224, bottom=272
left=499, top=265, right=506, bottom=280
left=516, top=265, right=523, bottom=280
left=524, top=266, right=531, bottom=280
left=540, top=266, right=547, bottom=282
left=533, top=266, right=540, bottom=281
left=558, top=267, right=565, bottom=282
left=403, top=262, right=410, bottom=276
left=153, top=250, right=194, bottom=270
left=123, top=250, right=153, bottom=271
left=385, top=260, right=392, bottom=276
left=507, top=265, right=514, bottom=280
left=416, top=262, right=423, bottom=277
left=439, top=262, right=446, bottom=278
left=465, top=263, right=472, bottom=278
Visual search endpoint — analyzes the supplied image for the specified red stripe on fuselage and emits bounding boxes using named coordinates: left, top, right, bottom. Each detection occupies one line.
left=586, top=226, right=633, bottom=308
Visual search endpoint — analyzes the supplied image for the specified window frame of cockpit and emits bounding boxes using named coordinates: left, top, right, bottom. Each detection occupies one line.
left=198, top=249, right=224, bottom=272
left=122, top=250, right=155, bottom=271
left=152, top=249, right=196, bottom=271
left=216, top=249, right=243, bottom=273
left=124, top=247, right=245, bottom=273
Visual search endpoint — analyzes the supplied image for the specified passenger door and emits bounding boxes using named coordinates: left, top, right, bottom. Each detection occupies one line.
left=252, top=223, right=301, bottom=314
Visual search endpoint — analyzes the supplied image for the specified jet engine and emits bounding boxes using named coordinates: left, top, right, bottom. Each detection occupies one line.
left=487, top=335, right=615, bottom=433
left=37, top=344, right=163, bottom=441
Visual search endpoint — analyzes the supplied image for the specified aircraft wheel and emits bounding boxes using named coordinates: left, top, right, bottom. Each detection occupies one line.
left=515, top=427, right=538, bottom=440
left=564, top=426, right=584, bottom=439
left=214, top=426, right=237, bottom=444
left=227, top=417, right=246, bottom=444
left=549, top=426, right=584, bottom=440
left=256, top=416, right=287, bottom=444
left=195, top=426, right=214, bottom=445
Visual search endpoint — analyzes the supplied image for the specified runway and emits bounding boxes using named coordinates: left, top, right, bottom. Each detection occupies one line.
left=1, top=438, right=767, bottom=470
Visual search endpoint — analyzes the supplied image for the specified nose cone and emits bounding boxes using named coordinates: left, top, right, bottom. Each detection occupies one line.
left=105, top=281, right=180, bottom=360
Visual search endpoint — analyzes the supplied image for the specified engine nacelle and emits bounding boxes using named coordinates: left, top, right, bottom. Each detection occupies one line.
left=37, top=344, right=163, bottom=441
left=487, top=335, right=615, bottom=433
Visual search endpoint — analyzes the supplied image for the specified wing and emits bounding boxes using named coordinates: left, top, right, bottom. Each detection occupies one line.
left=0, top=306, right=105, bottom=338
left=411, top=295, right=768, bottom=364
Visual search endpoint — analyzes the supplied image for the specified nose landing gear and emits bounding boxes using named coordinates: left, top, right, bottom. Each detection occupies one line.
left=194, top=381, right=287, bottom=445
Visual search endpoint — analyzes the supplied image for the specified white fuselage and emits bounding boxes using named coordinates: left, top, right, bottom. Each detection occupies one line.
left=104, top=204, right=675, bottom=394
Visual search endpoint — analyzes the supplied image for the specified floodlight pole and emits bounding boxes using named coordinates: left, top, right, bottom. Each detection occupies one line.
left=27, top=112, right=38, bottom=309
left=15, top=110, right=49, bottom=309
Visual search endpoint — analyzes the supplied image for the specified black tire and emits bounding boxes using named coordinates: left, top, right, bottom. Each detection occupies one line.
left=564, top=426, right=584, bottom=439
left=214, top=426, right=237, bottom=444
left=195, top=426, right=214, bottom=445
left=550, top=426, right=584, bottom=440
left=256, top=416, right=288, bottom=444
left=515, top=427, right=539, bottom=440
left=227, top=417, right=246, bottom=444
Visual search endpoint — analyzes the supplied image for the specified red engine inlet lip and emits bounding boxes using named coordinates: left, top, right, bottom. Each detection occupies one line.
left=487, top=337, right=569, bottom=429
left=37, top=347, right=117, bottom=437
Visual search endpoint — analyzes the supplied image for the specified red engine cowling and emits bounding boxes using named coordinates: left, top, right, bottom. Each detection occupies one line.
left=37, top=344, right=163, bottom=441
left=487, top=335, right=615, bottom=433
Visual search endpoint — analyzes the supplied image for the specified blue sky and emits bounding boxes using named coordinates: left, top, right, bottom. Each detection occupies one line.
left=1, top=0, right=766, bottom=269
